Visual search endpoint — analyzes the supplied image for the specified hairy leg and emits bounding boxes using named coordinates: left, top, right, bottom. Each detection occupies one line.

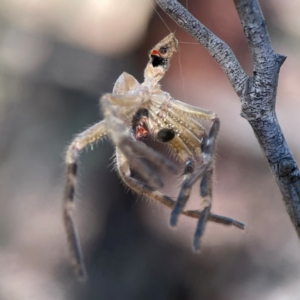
left=192, top=168, right=245, bottom=251
left=206, top=213, right=245, bottom=229
left=63, top=121, right=107, bottom=281
left=116, top=148, right=245, bottom=229
left=155, top=117, right=245, bottom=249
left=116, top=148, right=177, bottom=208
left=170, top=162, right=212, bottom=226
left=170, top=118, right=219, bottom=247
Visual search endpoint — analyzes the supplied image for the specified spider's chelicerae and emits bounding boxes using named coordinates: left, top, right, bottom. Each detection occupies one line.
left=63, top=34, right=245, bottom=281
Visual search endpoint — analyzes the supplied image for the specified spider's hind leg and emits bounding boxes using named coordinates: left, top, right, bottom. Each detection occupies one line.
left=63, top=120, right=107, bottom=281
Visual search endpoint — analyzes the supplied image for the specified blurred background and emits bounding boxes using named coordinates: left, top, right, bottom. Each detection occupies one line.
left=1, top=0, right=300, bottom=299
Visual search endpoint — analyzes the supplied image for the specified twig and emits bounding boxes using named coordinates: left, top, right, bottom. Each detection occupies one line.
left=155, top=0, right=300, bottom=238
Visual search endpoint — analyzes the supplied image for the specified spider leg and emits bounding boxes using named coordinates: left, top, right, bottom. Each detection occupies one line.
left=116, top=147, right=201, bottom=214
left=63, top=120, right=107, bottom=281
left=193, top=206, right=211, bottom=251
left=170, top=117, right=219, bottom=244
left=192, top=167, right=246, bottom=250
left=169, top=115, right=245, bottom=250
left=170, top=116, right=219, bottom=226
left=184, top=209, right=245, bottom=229
left=170, top=161, right=212, bottom=227
left=116, top=148, right=245, bottom=231
left=116, top=147, right=177, bottom=208
left=206, top=213, right=245, bottom=229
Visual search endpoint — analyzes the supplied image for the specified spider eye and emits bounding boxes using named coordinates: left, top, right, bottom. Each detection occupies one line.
left=157, top=128, right=175, bottom=142
left=159, top=46, right=168, bottom=54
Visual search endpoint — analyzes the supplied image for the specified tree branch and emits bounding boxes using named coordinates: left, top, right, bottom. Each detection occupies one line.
left=234, top=0, right=275, bottom=71
left=155, top=0, right=300, bottom=239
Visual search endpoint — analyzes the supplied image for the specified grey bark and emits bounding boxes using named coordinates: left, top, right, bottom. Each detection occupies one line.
left=155, top=0, right=300, bottom=239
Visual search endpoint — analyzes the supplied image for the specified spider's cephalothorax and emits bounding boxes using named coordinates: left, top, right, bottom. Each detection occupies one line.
left=63, top=33, right=245, bottom=281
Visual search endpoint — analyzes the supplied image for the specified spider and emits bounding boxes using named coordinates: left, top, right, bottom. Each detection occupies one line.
left=63, top=33, right=245, bottom=281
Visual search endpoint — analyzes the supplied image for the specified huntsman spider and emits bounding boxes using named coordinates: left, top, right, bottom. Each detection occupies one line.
left=63, top=33, right=245, bottom=281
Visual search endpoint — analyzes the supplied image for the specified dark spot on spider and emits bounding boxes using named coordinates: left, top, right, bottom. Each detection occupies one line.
left=132, top=108, right=148, bottom=122
left=68, top=163, right=77, bottom=176
left=184, top=160, right=194, bottom=174
left=157, top=128, right=175, bottom=142
left=253, top=71, right=257, bottom=76
left=151, top=55, right=166, bottom=67
left=159, top=46, right=168, bottom=54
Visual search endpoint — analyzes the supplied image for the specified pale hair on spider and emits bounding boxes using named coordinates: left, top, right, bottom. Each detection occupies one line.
left=63, top=33, right=245, bottom=281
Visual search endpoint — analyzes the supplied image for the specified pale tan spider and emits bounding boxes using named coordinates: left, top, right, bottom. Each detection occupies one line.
left=63, top=34, right=245, bottom=281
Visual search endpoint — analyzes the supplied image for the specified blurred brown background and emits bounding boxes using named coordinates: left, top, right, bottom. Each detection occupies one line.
left=1, top=0, right=300, bottom=299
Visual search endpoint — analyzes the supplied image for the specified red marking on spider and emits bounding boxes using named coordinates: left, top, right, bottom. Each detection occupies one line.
left=135, top=125, right=149, bottom=140
left=151, top=49, right=160, bottom=56
left=135, top=115, right=149, bottom=140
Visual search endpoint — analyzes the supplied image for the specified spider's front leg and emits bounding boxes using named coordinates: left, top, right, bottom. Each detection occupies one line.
left=170, top=117, right=219, bottom=226
left=63, top=121, right=107, bottom=281
left=178, top=118, right=216, bottom=251
left=100, top=94, right=178, bottom=188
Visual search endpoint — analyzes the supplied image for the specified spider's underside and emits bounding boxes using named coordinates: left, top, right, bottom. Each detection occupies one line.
left=63, top=34, right=245, bottom=281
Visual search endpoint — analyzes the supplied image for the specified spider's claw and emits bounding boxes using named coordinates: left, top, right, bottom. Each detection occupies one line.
left=232, top=221, right=246, bottom=230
